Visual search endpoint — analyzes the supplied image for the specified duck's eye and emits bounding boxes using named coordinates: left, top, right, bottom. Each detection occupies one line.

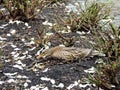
left=42, top=51, right=47, bottom=55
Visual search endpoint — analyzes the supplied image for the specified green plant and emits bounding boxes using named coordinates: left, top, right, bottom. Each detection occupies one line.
left=4, top=0, right=39, bottom=21
left=95, top=23, right=120, bottom=61
left=88, top=58, right=120, bottom=90
left=58, top=1, right=110, bottom=33
left=79, top=2, right=110, bottom=33
left=88, top=23, right=120, bottom=89
left=3, top=0, right=67, bottom=21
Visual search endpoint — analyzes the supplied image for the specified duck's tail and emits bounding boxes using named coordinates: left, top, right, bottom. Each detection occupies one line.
left=91, top=50, right=104, bottom=56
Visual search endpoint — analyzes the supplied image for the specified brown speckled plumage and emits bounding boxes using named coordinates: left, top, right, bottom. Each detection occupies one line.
left=37, top=46, right=99, bottom=61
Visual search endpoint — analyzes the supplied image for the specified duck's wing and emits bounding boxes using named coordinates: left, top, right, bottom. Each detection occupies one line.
left=64, top=47, right=93, bottom=58
left=52, top=47, right=93, bottom=61
left=52, top=49, right=75, bottom=61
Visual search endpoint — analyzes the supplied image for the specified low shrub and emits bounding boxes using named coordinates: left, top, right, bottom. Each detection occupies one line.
left=88, top=24, right=120, bottom=89
left=3, top=0, right=39, bottom=21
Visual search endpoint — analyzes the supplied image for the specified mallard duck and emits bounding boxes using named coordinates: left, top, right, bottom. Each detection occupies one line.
left=37, top=46, right=99, bottom=61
